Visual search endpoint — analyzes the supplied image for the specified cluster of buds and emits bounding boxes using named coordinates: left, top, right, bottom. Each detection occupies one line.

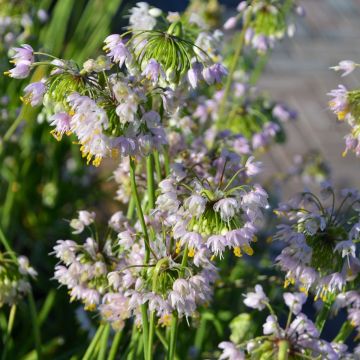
left=0, top=252, right=37, bottom=307
left=223, top=1, right=305, bottom=53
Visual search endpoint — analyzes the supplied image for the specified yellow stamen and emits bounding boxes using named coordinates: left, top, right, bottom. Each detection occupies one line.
left=188, top=247, right=195, bottom=257
left=233, top=247, right=242, bottom=257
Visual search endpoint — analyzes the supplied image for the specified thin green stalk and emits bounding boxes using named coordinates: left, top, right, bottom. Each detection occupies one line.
left=97, top=324, right=111, bottom=360
left=333, top=320, right=354, bottom=343
left=217, top=9, right=252, bottom=127
left=277, top=340, right=290, bottom=360
left=315, top=301, right=332, bottom=334
left=155, top=329, right=168, bottom=351
left=167, top=315, right=178, bottom=360
left=1, top=305, right=17, bottom=360
left=163, top=148, right=170, bottom=177
left=0, top=227, right=17, bottom=261
left=127, top=196, right=135, bottom=220
left=141, top=304, right=150, bottom=360
left=28, top=289, right=42, bottom=360
left=83, top=325, right=105, bottom=360
left=194, top=317, right=207, bottom=355
left=129, top=157, right=152, bottom=263
left=146, top=155, right=156, bottom=209
left=127, top=323, right=139, bottom=360
left=107, top=330, right=123, bottom=360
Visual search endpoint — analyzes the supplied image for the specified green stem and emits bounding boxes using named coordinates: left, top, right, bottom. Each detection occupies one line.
left=0, top=227, right=17, bottom=261
left=107, top=330, right=123, bottom=360
left=277, top=340, right=290, bottom=360
left=129, top=157, right=152, bottom=264
left=141, top=305, right=150, bottom=360
left=333, top=320, right=354, bottom=343
left=1, top=305, right=17, bottom=360
left=146, top=155, right=156, bottom=210
left=315, top=301, right=332, bottom=334
left=155, top=329, right=168, bottom=351
left=217, top=8, right=252, bottom=127
left=83, top=325, right=105, bottom=360
left=97, top=324, right=110, bottom=360
left=28, top=290, right=42, bottom=360
left=167, top=315, right=178, bottom=360
left=127, top=196, right=136, bottom=220
left=127, top=323, right=139, bottom=360
left=163, top=148, right=170, bottom=177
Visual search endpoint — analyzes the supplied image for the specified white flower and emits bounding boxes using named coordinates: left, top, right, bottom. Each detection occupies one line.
left=263, top=315, right=278, bottom=335
left=214, top=198, right=238, bottom=221
left=218, top=341, right=245, bottom=360
left=243, top=284, right=268, bottom=310
left=330, top=60, right=357, bottom=77
left=78, top=211, right=96, bottom=226
left=283, top=292, right=307, bottom=315
left=335, top=240, right=356, bottom=258
left=184, top=195, right=207, bottom=217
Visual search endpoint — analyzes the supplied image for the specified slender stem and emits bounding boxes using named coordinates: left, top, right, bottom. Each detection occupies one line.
left=146, top=155, right=156, bottom=210
left=127, top=323, right=139, bottom=360
left=333, top=320, right=354, bottom=343
left=97, top=324, right=111, bottom=360
left=167, top=315, right=178, bottom=360
left=129, top=157, right=152, bottom=263
left=107, top=331, right=123, bottom=360
left=217, top=8, right=252, bottom=127
left=127, top=196, right=136, bottom=220
left=163, top=148, right=170, bottom=177
left=141, top=304, right=150, bottom=360
left=315, top=301, right=332, bottom=334
left=83, top=325, right=105, bottom=360
left=0, top=227, right=17, bottom=262
left=277, top=340, right=289, bottom=360
left=28, top=289, right=42, bottom=360
left=1, top=305, right=17, bottom=360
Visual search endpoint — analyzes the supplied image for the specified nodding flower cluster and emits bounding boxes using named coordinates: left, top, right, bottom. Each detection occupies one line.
left=223, top=1, right=304, bottom=53
left=274, top=183, right=360, bottom=302
left=155, top=155, right=268, bottom=260
left=328, top=60, right=360, bottom=157
left=218, top=285, right=352, bottom=360
left=0, top=253, right=37, bottom=307
left=191, top=82, right=296, bottom=151
left=53, top=206, right=218, bottom=329
left=6, top=3, right=227, bottom=167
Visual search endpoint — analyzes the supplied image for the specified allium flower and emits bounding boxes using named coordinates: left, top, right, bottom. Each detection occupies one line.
left=275, top=184, right=360, bottom=300
left=202, top=63, right=228, bottom=85
left=142, top=59, right=165, bottom=85
left=22, top=81, right=46, bottom=106
left=104, top=34, right=131, bottom=67
left=283, top=292, right=306, bottom=315
left=243, top=284, right=268, bottom=310
left=49, top=112, right=72, bottom=141
left=330, top=60, right=357, bottom=77
left=218, top=342, right=245, bottom=360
